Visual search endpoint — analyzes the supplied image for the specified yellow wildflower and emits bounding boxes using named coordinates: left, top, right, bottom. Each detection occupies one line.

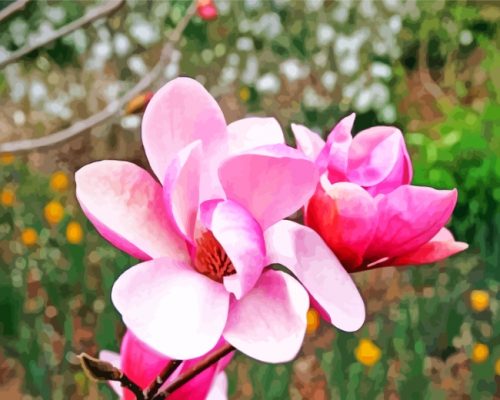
left=21, top=228, right=38, bottom=246
left=66, top=221, right=83, bottom=244
left=44, top=201, right=64, bottom=225
left=470, top=290, right=489, bottom=312
left=355, top=339, right=381, bottom=367
left=50, top=171, right=69, bottom=192
left=239, top=87, right=251, bottom=102
left=306, top=308, right=320, bottom=334
left=1, top=188, right=15, bottom=206
left=471, top=343, right=489, bottom=363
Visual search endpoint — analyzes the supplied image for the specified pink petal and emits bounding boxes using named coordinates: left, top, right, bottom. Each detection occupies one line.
left=390, top=228, right=468, bottom=266
left=218, top=144, right=319, bottom=230
left=112, top=259, right=230, bottom=359
left=200, top=200, right=266, bottom=299
left=365, top=185, right=458, bottom=261
left=99, top=350, right=123, bottom=397
left=347, top=126, right=412, bottom=194
left=223, top=270, right=309, bottom=363
left=291, top=123, right=325, bottom=160
left=75, top=161, right=187, bottom=261
left=318, top=113, right=354, bottom=178
left=206, top=372, right=228, bottom=400
left=142, top=77, right=228, bottom=198
left=163, top=141, right=202, bottom=243
left=228, top=117, right=285, bottom=154
left=305, top=177, right=377, bottom=271
left=265, top=220, right=366, bottom=332
left=120, top=331, right=170, bottom=400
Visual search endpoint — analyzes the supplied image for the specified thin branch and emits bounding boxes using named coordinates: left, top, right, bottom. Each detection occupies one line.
left=143, top=360, right=182, bottom=399
left=0, top=0, right=29, bottom=24
left=417, top=40, right=448, bottom=102
left=152, top=344, right=235, bottom=400
left=78, top=353, right=145, bottom=400
left=0, top=2, right=196, bottom=155
left=0, top=0, right=125, bottom=69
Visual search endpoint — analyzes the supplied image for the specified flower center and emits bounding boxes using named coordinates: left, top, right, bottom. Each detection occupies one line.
left=193, top=231, right=236, bottom=283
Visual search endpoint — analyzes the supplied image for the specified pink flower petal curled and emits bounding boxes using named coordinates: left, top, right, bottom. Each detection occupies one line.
left=291, top=123, right=325, bottom=160
left=265, top=220, right=365, bottom=332
left=218, top=144, right=318, bottom=230
left=112, top=259, right=230, bottom=360
left=390, top=228, right=468, bottom=266
left=365, top=185, right=458, bottom=262
left=75, top=161, right=187, bottom=261
left=206, top=372, right=228, bottom=400
left=99, top=350, right=123, bottom=397
left=318, top=113, right=355, bottom=178
left=347, top=126, right=412, bottom=194
left=200, top=200, right=266, bottom=299
left=142, top=77, right=228, bottom=184
left=163, top=141, right=202, bottom=243
left=223, top=270, right=309, bottom=363
left=305, top=178, right=377, bottom=271
left=121, top=331, right=170, bottom=400
left=228, top=117, right=285, bottom=154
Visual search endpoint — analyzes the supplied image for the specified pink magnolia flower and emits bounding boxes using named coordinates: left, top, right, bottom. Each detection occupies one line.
left=100, top=330, right=230, bottom=400
left=76, top=78, right=365, bottom=364
left=196, top=0, right=218, bottom=21
left=291, top=113, right=468, bottom=273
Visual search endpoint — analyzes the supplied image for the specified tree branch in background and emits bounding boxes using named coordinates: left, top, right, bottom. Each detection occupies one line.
left=417, top=40, right=451, bottom=103
left=152, top=344, right=235, bottom=400
left=78, top=353, right=145, bottom=400
left=143, top=360, right=182, bottom=399
left=0, top=0, right=29, bottom=24
left=0, top=0, right=125, bottom=69
left=0, top=1, right=196, bottom=155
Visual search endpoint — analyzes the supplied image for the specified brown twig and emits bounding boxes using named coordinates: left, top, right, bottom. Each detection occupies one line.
left=0, top=0, right=125, bottom=69
left=143, top=360, right=182, bottom=399
left=417, top=40, right=449, bottom=102
left=0, top=0, right=29, bottom=24
left=78, top=353, right=145, bottom=400
left=152, top=344, right=235, bottom=400
left=0, top=1, right=196, bottom=155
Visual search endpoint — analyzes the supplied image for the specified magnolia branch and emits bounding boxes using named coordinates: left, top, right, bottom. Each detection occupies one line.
left=78, top=353, right=145, bottom=400
left=0, top=0, right=29, bottom=23
left=152, top=344, right=235, bottom=400
left=78, top=344, right=235, bottom=400
left=0, top=0, right=125, bottom=69
left=0, top=2, right=196, bottom=155
left=143, top=360, right=182, bottom=399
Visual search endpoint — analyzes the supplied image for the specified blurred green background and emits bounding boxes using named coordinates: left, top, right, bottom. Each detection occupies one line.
left=0, top=0, right=499, bottom=399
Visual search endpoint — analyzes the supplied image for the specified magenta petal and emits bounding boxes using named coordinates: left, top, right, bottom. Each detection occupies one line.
left=347, top=126, right=412, bottom=193
left=390, top=228, right=468, bottom=266
left=206, top=372, right=228, bottom=400
left=112, top=259, right=230, bottom=359
left=228, top=117, right=285, bottom=154
left=99, top=350, right=123, bottom=397
left=223, top=270, right=309, bottom=363
left=200, top=200, right=266, bottom=299
left=291, top=123, right=325, bottom=160
left=265, top=220, right=366, bottom=332
left=365, top=185, right=458, bottom=261
left=142, top=77, right=228, bottom=197
left=218, top=144, right=319, bottom=230
left=120, top=331, right=170, bottom=400
left=319, top=113, right=354, bottom=178
left=305, top=178, right=377, bottom=270
left=163, top=141, right=202, bottom=243
left=75, top=161, right=187, bottom=261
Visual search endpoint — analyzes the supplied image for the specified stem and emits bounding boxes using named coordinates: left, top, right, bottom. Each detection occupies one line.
left=143, top=360, right=182, bottom=399
left=121, top=374, right=146, bottom=400
left=152, top=344, right=235, bottom=400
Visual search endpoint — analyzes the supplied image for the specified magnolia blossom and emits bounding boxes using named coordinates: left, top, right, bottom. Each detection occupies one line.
left=76, top=78, right=365, bottom=364
left=100, top=331, right=230, bottom=400
left=292, top=113, right=468, bottom=273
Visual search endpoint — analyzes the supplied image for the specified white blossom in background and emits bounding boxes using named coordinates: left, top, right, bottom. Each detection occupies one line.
left=236, top=37, right=254, bottom=52
left=256, top=73, right=280, bottom=94
left=321, top=71, right=337, bottom=92
left=241, top=55, right=259, bottom=85
left=9, top=19, right=29, bottom=47
left=280, top=59, right=310, bottom=82
left=29, top=81, right=48, bottom=106
left=316, top=23, right=335, bottom=46
left=113, top=33, right=132, bottom=57
left=127, top=55, right=148, bottom=76
left=128, top=18, right=159, bottom=46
